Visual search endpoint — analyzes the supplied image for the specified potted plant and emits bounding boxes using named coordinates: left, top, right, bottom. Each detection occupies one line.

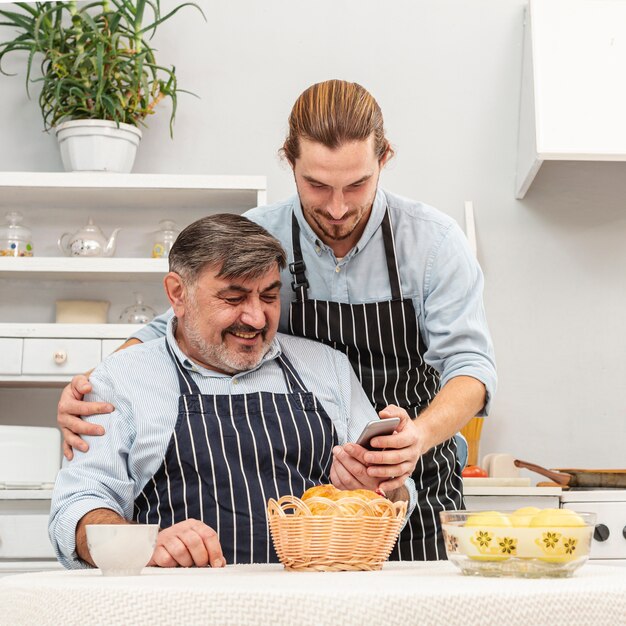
left=0, top=1, right=203, bottom=173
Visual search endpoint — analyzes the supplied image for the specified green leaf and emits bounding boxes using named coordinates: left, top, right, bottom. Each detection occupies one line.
left=138, top=2, right=205, bottom=36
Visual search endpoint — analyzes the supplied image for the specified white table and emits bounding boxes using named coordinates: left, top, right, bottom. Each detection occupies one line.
left=1, top=561, right=626, bottom=626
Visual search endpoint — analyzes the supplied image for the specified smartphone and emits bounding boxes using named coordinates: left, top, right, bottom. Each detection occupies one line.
left=354, top=417, right=401, bottom=450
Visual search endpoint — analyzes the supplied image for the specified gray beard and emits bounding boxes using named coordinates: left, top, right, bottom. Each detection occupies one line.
left=181, top=313, right=271, bottom=374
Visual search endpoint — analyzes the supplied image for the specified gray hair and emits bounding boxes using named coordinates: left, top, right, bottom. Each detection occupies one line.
left=168, top=214, right=287, bottom=284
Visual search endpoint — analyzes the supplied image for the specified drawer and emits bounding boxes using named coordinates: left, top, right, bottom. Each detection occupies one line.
left=0, top=338, right=23, bottom=375
left=102, top=338, right=124, bottom=360
left=0, top=514, right=56, bottom=558
left=22, top=338, right=101, bottom=375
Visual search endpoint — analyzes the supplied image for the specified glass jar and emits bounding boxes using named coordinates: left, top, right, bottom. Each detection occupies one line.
left=118, top=293, right=157, bottom=324
left=151, top=219, right=179, bottom=258
left=0, top=211, right=34, bottom=257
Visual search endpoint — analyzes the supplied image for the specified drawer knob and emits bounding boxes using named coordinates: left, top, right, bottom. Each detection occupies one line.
left=623, top=526, right=626, bottom=541
left=53, top=350, right=67, bottom=365
left=594, top=523, right=610, bottom=542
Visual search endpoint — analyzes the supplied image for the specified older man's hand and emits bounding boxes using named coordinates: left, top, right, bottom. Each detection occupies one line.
left=148, top=519, right=226, bottom=568
left=331, top=405, right=424, bottom=493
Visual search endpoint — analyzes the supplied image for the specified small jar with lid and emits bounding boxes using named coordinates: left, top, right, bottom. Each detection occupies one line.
left=151, top=219, right=180, bottom=259
left=0, top=211, right=34, bottom=257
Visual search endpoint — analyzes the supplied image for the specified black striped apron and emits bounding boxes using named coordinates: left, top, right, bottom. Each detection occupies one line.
left=133, top=341, right=338, bottom=564
left=288, top=208, right=464, bottom=561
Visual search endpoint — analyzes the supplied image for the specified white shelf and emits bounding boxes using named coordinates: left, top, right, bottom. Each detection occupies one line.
left=0, top=376, right=78, bottom=386
left=0, top=172, right=267, bottom=210
left=0, top=490, right=53, bottom=500
left=516, top=0, right=626, bottom=198
left=0, top=323, right=143, bottom=338
left=0, top=171, right=264, bottom=394
left=0, top=257, right=168, bottom=280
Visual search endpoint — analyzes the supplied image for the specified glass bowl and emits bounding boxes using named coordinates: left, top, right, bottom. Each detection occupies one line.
left=440, top=508, right=596, bottom=578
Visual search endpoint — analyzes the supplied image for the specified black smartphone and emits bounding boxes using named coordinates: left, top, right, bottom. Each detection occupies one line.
left=354, top=417, right=401, bottom=450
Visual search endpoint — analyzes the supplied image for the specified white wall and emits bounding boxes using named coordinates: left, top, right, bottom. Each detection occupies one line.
left=1, top=0, right=625, bottom=471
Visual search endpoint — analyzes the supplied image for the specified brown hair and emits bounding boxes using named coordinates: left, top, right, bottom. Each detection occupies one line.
left=281, top=79, right=394, bottom=165
left=169, top=214, right=286, bottom=284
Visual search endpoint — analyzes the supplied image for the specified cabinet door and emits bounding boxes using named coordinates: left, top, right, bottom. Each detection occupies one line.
left=102, top=339, right=125, bottom=360
left=0, top=338, right=23, bottom=374
left=0, top=515, right=55, bottom=558
left=22, top=339, right=101, bottom=375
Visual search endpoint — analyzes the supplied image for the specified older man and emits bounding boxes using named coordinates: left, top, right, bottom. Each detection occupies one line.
left=49, top=214, right=418, bottom=568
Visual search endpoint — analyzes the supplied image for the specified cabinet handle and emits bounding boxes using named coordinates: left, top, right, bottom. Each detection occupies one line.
left=53, top=350, right=67, bottom=365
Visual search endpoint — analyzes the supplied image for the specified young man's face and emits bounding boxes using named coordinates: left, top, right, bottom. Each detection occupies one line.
left=292, top=134, right=387, bottom=257
left=174, top=264, right=282, bottom=374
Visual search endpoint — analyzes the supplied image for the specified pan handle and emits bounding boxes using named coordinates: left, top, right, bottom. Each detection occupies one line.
left=513, top=459, right=571, bottom=486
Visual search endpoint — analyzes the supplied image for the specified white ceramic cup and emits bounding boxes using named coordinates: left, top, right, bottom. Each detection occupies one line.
left=86, top=524, right=159, bottom=576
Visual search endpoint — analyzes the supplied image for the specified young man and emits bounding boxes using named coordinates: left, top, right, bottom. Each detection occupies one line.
left=49, top=214, right=418, bottom=568
left=57, top=80, right=496, bottom=561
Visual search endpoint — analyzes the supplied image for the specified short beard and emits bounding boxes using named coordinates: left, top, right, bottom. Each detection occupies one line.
left=309, top=207, right=367, bottom=241
left=182, top=302, right=272, bottom=374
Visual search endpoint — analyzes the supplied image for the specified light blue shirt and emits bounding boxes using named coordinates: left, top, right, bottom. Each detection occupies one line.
left=49, top=320, right=417, bottom=568
left=135, top=188, right=496, bottom=413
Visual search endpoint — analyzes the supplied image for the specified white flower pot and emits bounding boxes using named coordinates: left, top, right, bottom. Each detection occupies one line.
left=55, top=119, right=142, bottom=173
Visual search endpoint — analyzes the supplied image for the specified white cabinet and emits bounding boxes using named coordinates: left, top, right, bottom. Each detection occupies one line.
left=22, top=338, right=102, bottom=376
left=0, top=172, right=267, bottom=388
left=0, top=172, right=266, bottom=572
left=516, top=0, right=626, bottom=198
left=0, top=325, right=144, bottom=383
left=0, top=492, right=61, bottom=576
left=0, top=339, right=22, bottom=375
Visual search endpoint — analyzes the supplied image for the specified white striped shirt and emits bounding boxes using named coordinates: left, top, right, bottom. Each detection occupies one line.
left=49, top=320, right=417, bottom=568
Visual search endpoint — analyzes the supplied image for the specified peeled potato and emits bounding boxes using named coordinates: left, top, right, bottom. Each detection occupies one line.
left=529, top=508, right=585, bottom=527
left=510, top=506, right=541, bottom=527
left=465, top=511, right=512, bottom=561
left=465, top=511, right=512, bottom=527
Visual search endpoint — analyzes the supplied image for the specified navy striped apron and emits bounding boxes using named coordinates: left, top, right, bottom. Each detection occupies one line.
left=133, top=340, right=338, bottom=564
left=288, top=208, right=464, bottom=561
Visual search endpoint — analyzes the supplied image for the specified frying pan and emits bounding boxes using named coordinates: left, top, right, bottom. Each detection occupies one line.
left=514, top=459, right=626, bottom=488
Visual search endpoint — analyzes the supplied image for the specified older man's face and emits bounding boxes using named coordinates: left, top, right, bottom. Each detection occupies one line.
left=178, top=264, right=282, bottom=374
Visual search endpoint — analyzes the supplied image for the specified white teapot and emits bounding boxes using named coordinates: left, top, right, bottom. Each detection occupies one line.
left=58, top=218, right=121, bottom=257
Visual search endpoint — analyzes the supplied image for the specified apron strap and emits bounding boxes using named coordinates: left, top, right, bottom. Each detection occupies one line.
left=289, top=212, right=309, bottom=301
left=380, top=209, right=403, bottom=300
left=275, top=351, right=308, bottom=393
left=165, top=338, right=202, bottom=395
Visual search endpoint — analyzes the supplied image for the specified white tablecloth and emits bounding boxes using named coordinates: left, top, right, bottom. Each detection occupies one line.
left=1, top=562, right=625, bottom=626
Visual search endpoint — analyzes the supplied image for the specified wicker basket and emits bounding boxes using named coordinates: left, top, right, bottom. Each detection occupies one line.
left=267, top=494, right=407, bottom=572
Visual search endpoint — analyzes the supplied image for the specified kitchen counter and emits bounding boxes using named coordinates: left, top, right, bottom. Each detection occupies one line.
left=463, top=485, right=562, bottom=496
left=1, top=562, right=625, bottom=626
